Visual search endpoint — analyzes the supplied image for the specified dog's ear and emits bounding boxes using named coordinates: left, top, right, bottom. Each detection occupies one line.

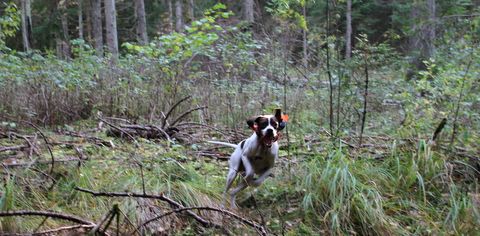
left=274, top=108, right=287, bottom=131
left=274, top=109, right=282, bottom=122
left=247, top=116, right=260, bottom=131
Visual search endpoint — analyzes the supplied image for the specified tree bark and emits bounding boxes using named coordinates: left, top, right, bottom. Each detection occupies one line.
left=425, top=0, right=436, bottom=58
left=187, top=0, right=194, bottom=22
left=167, top=0, right=173, bottom=32
left=21, top=0, right=32, bottom=51
left=91, top=0, right=103, bottom=55
left=78, top=0, right=84, bottom=39
left=302, top=3, right=308, bottom=67
left=175, top=0, right=184, bottom=32
left=135, top=0, right=148, bottom=45
left=345, top=0, right=352, bottom=59
left=104, top=0, right=119, bottom=57
left=243, top=0, right=254, bottom=23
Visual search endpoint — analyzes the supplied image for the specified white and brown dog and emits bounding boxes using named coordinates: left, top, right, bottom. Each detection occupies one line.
left=209, top=109, right=287, bottom=208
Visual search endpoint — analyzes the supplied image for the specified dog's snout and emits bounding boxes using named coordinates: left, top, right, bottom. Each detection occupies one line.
left=266, top=128, right=274, bottom=135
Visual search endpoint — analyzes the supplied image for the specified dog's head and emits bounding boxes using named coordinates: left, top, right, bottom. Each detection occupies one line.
left=247, top=109, right=286, bottom=148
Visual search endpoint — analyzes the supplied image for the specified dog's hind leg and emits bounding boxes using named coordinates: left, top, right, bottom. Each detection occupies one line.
left=223, top=169, right=237, bottom=207
left=229, top=180, right=248, bottom=209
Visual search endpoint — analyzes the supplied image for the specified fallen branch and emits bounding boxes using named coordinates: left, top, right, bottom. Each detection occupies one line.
left=0, top=145, right=28, bottom=152
left=73, top=187, right=222, bottom=229
left=0, top=210, right=95, bottom=226
left=29, top=224, right=95, bottom=236
left=136, top=206, right=267, bottom=236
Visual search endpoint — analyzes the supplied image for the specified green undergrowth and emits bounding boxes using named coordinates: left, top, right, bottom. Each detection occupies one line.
left=1, top=126, right=479, bottom=235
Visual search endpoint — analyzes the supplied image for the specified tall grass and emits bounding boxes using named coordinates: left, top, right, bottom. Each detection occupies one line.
left=289, top=139, right=480, bottom=235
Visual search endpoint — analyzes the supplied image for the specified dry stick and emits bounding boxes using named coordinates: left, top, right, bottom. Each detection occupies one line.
left=431, top=118, right=447, bottom=142
left=91, top=205, right=116, bottom=234
left=73, top=187, right=222, bottom=229
left=0, top=210, right=95, bottom=225
left=162, top=95, right=192, bottom=128
left=358, top=52, right=370, bottom=147
left=450, top=55, right=473, bottom=148
left=27, top=224, right=95, bottom=236
left=118, top=208, right=142, bottom=236
left=169, top=106, right=208, bottom=127
left=135, top=206, right=267, bottom=236
left=28, top=123, right=56, bottom=176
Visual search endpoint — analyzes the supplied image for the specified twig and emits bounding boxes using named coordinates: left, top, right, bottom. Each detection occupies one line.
left=135, top=206, right=267, bottom=236
left=73, top=187, right=222, bottom=229
left=162, top=95, right=191, bottom=128
left=169, top=106, right=208, bottom=127
left=0, top=210, right=95, bottom=225
left=450, top=53, right=473, bottom=148
left=27, top=123, right=56, bottom=175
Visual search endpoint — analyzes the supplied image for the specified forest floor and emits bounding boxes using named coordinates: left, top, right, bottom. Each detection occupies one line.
left=1, top=117, right=479, bottom=235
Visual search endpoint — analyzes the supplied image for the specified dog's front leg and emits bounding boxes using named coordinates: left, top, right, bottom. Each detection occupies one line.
left=252, top=168, right=272, bottom=187
left=241, top=154, right=255, bottom=183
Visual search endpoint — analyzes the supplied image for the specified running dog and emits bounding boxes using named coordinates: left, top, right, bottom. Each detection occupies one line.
left=209, top=109, right=287, bottom=208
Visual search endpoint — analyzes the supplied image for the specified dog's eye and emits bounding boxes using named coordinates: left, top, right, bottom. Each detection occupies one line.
left=270, top=119, right=278, bottom=128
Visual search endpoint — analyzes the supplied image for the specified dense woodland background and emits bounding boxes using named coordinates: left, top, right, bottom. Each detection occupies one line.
left=0, top=0, right=479, bottom=235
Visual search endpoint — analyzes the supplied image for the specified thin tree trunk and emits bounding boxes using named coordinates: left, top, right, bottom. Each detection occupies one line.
left=345, top=0, right=352, bottom=59
left=21, top=0, right=31, bottom=51
left=78, top=0, right=84, bottom=39
left=91, top=0, right=103, bottom=55
left=167, top=0, right=173, bottom=32
left=135, top=0, right=148, bottom=44
left=359, top=54, right=369, bottom=147
left=175, top=0, right=183, bottom=32
left=104, top=0, right=119, bottom=56
left=244, top=0, right=254, bottom=23
left=60, top=4, right=70, bottom=41
left=187, top=0, right=194, bottom=22
left=326, top=0, right=334, bottom=134
left=302, top=3, right=308, bottom=68
left=85, top=0, right=92, bottom=42
left=425, top=0, right=436, bottom=58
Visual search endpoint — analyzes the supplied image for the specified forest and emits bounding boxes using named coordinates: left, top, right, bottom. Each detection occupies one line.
left=0, top=0, right=479, bottom=235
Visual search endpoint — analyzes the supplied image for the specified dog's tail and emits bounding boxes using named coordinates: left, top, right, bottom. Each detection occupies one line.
left=207, top=141, right=238, bottom=149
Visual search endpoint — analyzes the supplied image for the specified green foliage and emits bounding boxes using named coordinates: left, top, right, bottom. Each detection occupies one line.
left=0, top=1, right=20, bottom=49
left=267, top=0, right=308, bottom=30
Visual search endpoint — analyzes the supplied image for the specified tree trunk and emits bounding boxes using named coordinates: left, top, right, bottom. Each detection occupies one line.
left=302, top=3, right=308, bottom=67
left=135, top=0, right=148, bottom=45
left=91, top=0, right=103, bottom=55
left=187, top=0, right=194, bottom=22
left=104, top=0, right=119, bottom=57
left=59, top=3, right=70, bottom=41
left=167, top=0, right=173, bottom=32
left=345, top=0, right=352, bottom=59
left=243, top=0, right=254, bottom=23
left=175, top=0, right=184, bottom=32
left=85, top=0, right=92, bottom=42
left=425, top=0, right=436, bottom=58
left=21, top=0, right=32, bottom=51
left=78, top=0, right=84, bottom=39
